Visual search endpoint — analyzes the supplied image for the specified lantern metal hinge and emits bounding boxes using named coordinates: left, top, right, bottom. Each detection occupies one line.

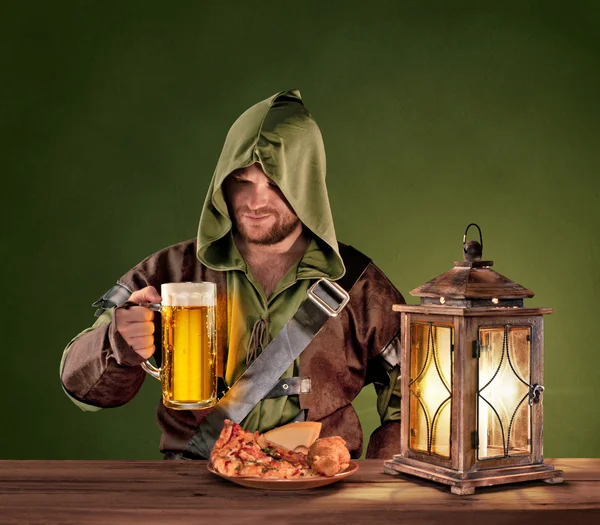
left=472, top=340, right=480, bottom=358
left=529, top=384, right=545, bottom=406
left=471, top=430, right=479, bottom=449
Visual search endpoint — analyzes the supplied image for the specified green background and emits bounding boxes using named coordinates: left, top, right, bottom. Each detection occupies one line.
left=1, top=1, right=598, bottom=460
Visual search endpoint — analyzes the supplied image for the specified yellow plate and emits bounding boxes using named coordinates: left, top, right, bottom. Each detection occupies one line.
left=207, top=460, right=359, bottom=490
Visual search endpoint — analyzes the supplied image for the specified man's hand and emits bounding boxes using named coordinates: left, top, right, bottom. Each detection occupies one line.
left=115, top=286, right=162, bottom=359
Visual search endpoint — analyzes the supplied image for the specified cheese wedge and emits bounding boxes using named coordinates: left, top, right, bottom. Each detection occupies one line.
left=263, top=422, right=322, bottom=452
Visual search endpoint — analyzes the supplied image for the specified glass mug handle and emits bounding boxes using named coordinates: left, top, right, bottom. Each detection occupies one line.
left=139, top=302, right=162, bottom=381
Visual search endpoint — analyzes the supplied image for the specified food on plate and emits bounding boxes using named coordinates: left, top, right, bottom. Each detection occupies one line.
left=307, top=436, right=351, bottom=477
left=210, top=420, right=312, bottom=479
left=210, top=420, right=351, bottom=479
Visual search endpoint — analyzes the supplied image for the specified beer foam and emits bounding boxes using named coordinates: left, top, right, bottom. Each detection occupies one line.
left=161, top=282, right=216, bottom=307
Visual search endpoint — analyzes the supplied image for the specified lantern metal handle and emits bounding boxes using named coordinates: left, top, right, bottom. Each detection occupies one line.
left=463, top=223, right=483, bottom=252
left=463, top=223, right=484, bottom=262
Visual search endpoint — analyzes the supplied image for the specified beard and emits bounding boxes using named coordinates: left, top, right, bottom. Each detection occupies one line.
left=232, top=206, right=301, bottom=246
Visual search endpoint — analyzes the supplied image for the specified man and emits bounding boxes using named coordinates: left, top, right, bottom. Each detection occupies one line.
left=60, top=90, right=404, bottom=459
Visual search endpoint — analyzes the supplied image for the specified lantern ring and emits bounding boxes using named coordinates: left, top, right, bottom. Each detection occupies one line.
left=463, top=223, right=483, bottom=248
left=463, top=223, right=484, bottom=262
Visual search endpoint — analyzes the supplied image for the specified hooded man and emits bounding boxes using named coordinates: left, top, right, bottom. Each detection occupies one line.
left=60, top=90, right=404, bottom=459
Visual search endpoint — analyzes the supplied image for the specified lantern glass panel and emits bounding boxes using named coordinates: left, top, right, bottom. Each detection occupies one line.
left=477, top=326, right=532, bottom=460
left=409, top=323, right=453, bottom=459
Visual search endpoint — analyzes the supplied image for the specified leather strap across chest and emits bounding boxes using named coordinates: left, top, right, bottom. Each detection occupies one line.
left=182, top=245, right=371, bottom=459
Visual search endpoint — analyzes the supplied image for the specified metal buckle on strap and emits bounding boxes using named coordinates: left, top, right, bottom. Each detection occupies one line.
left=91, top=282, right=133, bottom=317
left=307, top=279, right=350, bottom=318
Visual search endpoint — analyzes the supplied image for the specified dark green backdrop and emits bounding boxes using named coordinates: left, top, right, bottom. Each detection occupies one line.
left=1, top=1, right=598, bottom=459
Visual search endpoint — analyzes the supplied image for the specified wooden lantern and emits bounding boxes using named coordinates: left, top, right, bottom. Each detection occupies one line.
left=384, top=224, right=564, bottom=495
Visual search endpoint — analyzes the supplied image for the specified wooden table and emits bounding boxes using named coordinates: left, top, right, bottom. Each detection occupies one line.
left=0, top=459, right=598, bottom=524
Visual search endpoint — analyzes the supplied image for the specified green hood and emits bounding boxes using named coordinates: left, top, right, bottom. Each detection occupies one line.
left=196, top=90, right=345, bottom=280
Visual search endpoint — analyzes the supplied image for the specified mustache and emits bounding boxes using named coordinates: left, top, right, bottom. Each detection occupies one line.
left=235, top=206, right=278, bottom=216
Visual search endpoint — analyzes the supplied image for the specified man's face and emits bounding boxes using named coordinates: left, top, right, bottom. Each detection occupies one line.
left=223, top=163, right=301, bottom=245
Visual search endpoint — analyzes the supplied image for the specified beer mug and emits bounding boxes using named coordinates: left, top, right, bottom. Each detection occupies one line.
left=141, top=282, right=217, bottom=410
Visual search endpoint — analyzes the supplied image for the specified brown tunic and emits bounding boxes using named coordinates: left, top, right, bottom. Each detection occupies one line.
left=61, top=240, right=404, bottom=459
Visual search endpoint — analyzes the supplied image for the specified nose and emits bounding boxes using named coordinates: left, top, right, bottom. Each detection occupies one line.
left=246, top=184, right=269, bottom=211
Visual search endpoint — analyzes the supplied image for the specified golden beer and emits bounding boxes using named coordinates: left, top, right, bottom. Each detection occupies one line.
left=141, top=282, right=217, bottom=410
left=161, top=304, right=216, bottom=409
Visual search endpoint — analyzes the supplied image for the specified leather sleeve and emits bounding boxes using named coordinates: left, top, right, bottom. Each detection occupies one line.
left=366, top=421, right=401, bottom=459
left=59, top=238, right=208, bottom=411
left=360, top=263, right=405, bottom=458
left=60, top=305, right=147, bottom=409
left=366, top=365, right=401, bottom=458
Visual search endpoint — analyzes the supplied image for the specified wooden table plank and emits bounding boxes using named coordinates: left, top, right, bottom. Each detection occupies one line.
left=546, top=458, right=600, bottom=480
left=0, top=459, right=598, bottom=524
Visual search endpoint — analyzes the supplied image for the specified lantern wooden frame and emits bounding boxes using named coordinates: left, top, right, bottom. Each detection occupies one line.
left=385, top=305, right=563, bottom=494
